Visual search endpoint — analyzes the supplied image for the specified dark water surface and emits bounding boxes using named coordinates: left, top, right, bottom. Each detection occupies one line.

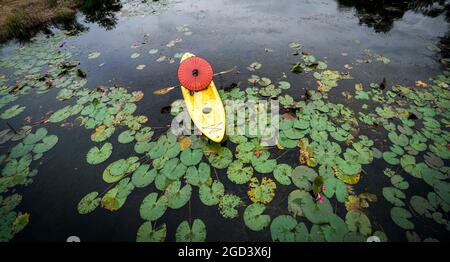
left=1, top=0, right=449, bottom=241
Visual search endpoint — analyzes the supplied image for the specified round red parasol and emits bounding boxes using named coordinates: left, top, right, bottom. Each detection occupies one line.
left=177, top=56, right=213, bottom=91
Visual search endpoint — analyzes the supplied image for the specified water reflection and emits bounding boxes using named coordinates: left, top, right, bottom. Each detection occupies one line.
left=80, top=0, right=122, bottom=30
left=337, top=0, right=449, bottom=33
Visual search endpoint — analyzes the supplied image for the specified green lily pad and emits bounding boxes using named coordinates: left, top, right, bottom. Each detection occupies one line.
left=103, top=157, right=139, bottom=183
left=118, top=130, right=136, bottom=144
left=383, top=151, right=400, bottom=165
left=273, top=164, right=292, bottom=185
left=136, top=222, right=166, bottom=242
left=390, top=175, right=409, bottom=190
left=180, top=148, right=203, bottom=166
left=270, top=215, right=307, bottom=242
left=131, top=164, right=157, bottom=188
left=323, top=177, right=348, bottom=203
left=139, top=192, right=168, bottom=221
left=388, top=132, right=409, bottom=147
left=91, top=126, right=115, bottom=142
left=77, top=192, right=101, bottom=214
left=135, top=127, right=154, bottom=142
left=345, top=210, right=372, bottom=236
left=1, top=105, right=25, bottom=119
left=134, top=141, right=152, bottom=154
left=219, top=194, right=243, bottom=219
left=185, top=164, right=210, bottom=186
left=252, top=156, right=277, bottom=174
left=410, top=195, right=435, bottom=217
left=391, top=207, right=414, bottom=230
left=205, top=146, right=232, bottom=169
left=321, top=214, right=349, bottom=242
left=227, top=161, right=253, bottom=184
left=175, top=219, right=206, bottom=242
left=164, top=181, right=192, bottom=209
left=86, top=142, right=112, bottom=165
left=23, top=128, right=47, bottom=145
left=382, top=187, right=406, bottom=207
left=32, top=135, right=58, bottom=154
left=291, top=166, right=317, bottom=191
left=287, top=189, right=309, bottom=217
left=302, top=196, right=333, bottom=224
left=243, top=203, right=271, bottom=231
left=10, top=143, right=33, bottom=159
left=199, top=180, right=224, bottom=206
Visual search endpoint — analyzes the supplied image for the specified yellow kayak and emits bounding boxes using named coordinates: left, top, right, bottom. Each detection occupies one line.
left=180, top=53, right=225, bottom=143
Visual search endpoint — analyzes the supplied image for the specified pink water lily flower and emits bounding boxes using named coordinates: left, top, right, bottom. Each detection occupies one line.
left=316, top=192, right=324, bottom=203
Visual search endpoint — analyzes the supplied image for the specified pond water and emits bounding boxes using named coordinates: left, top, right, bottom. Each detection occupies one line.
left=0, top=0, right=449, bottom=242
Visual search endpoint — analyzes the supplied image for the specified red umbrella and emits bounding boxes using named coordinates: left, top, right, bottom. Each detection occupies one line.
left=177, top=56, right=213, bottom=91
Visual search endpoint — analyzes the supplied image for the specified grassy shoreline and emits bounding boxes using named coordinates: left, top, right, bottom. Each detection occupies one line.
left=0, top=0, right=84, bottom=42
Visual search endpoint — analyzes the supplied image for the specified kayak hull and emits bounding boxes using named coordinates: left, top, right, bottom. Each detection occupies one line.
left=180, top=53, right=226, bottom=143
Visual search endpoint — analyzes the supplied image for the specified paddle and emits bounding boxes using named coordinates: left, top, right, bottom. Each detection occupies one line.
left=153, top=66, right=237, bottom=95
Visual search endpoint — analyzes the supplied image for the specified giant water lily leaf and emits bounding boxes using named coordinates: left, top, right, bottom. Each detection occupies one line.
left=32, top=135, right=58, bottom=154
left=345, top=210, right=372, bottom=236
left=164, top=181, right=192, bottom=209
left=136, top=222, right=166, bottom=242
left=227, top=161, right=253, bottom=184
left=248, top=177, right=276, bottom=204
left=180, top=148, right=203, bottom=166
left=131, top=164, right=157, bottom=188
left=1, top=105, right=25, bottom=119
left=139, top=192, right=168, bottom=221
left=77, top=192, right=101, bottom=214
left=391, top=207, right=414, bottom=230
left=291, top=166, right=317, bottom=191
left=86, top=142, right=112, bottom=165
left=243, top=203, right=271, bottom=231
left=176, top=219, right=206, bottom=242
left=383, top=187, right=406, bottom=207
left=199, top=180, right=224, bottom=206
left=219, top=194, right=243, bottom=219
left=273, top=164, right=292, bottom=185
